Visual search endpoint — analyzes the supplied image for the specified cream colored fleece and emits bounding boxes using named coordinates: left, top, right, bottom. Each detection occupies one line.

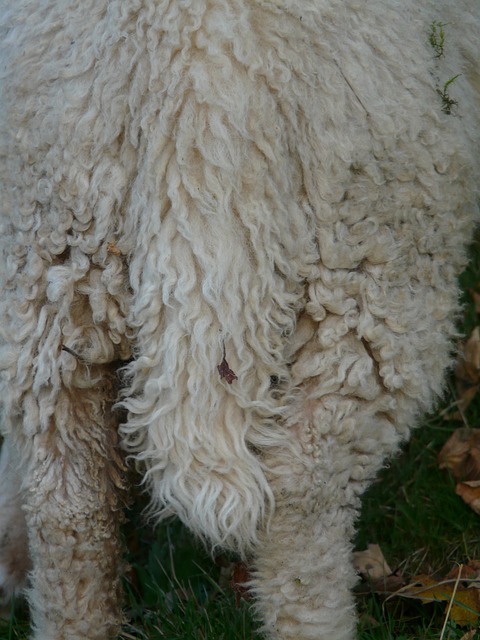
left=0, top=1, right=479, bottom=638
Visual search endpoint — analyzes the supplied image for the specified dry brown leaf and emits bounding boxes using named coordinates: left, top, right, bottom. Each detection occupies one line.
left=457, top=327, right=480, bottom=384
left=355, top=573, right=405, bottom=596
left=456, top=480, right=480, bottom=515
left=450, top=588, right=480, bottom=626
left=454, top=327, right=480, bottom=414
left=459, top=630, right=478, bottom=640
left=402, top=573, right=448, bottom=603
left=356, top=558, right=480, bottom=627
left=353, top=544, right=392, bottom=580
left=471, top=290, right=480, bottom=316
left=230, top=561, right=251, bottom=607
left=438, top=428, right=480, bottom=481
left=398, top=569, right=480, bottom=626
left=445, top=561, right=480, bottom=582
left=456, top=385, right=480, bottom=416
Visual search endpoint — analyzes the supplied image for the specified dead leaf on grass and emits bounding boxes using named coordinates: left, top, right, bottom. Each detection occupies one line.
left=453, top=327, right=480, bottom=414
left=230, top=561, right=251, bottom=607
left=394, top=565, right=480, bottom=627
left=438, top=427, right=480, bottom=513
left=456, top=480, right=480, bottom=515
left=438, top=428, right=480, bottom=481
left=457, top=327, right=480, bottom=382
left=353, top=544, right=393, bottom=580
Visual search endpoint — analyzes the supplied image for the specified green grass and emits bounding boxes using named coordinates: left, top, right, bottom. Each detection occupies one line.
left=120, top=514, right=260, bottom=640
left=355, top=413, right=480, bottom=640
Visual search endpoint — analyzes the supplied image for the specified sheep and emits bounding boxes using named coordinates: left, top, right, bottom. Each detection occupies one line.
left=0, top=0, right=479, bottom=638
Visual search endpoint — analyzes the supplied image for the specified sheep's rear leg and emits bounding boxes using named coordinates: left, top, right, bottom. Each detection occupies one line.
left=252, top=483, right=358, bottom=640
left=23, top=386, right=125, bottom=640
left=250, top=399, right=383, bottom=640
left=0, top=436, right=30, bottom=614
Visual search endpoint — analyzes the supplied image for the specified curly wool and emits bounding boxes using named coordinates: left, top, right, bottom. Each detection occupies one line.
left=0, top=0, right=479, bottom=639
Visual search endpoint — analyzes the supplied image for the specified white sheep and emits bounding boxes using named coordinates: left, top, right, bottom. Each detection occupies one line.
left=0, top=1, right=479, bottom=638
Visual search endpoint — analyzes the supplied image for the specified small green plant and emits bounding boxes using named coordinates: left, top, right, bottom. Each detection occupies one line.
left=429, top=21, right=447, bottom=58
left=438, top=74, right=462, bottom=115
left=429, top=21, right=461, bottom=115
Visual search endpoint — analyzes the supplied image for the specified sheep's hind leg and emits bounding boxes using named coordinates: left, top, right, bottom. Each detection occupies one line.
left=250, top=395, right=393, bottom=640
left=0, top=436, right=30, bottom=615
left=23, top=381, right=126, bottom=640
left=251, top=469, right=359, bottom=640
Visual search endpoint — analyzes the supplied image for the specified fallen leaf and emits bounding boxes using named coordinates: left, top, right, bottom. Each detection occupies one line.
left=356, top=557, right=480, bottom=627
left=455, top=328, right=480, bottom=413
left=438, top=428, right=480, bottom=481
left=456, top=480, right=480, bottom=515
left=353, top=544, right=392, bottom=580
left=445, top=561, right=480, bottom=582
left=471, top=289, right=480, bottom=316
left=395, top=566, right=480, bottom=627
left=355, top=573, right=405, bottom=596
left=230, top=562, right=251, bottom=607
left=457, top=327, right=480, bottom=383
left=217, top=344, right=238, bottom=384
left=449, top=588, right=480, bottom=626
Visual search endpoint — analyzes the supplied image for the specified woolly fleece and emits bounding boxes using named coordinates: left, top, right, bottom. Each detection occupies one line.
left=0, top=0, right=479, bottom=638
